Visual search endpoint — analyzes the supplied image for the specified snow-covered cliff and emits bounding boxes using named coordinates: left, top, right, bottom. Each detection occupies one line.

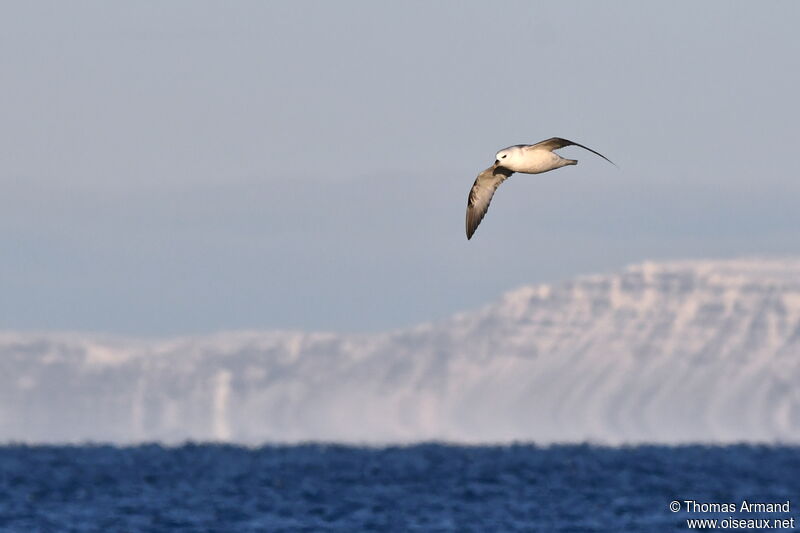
left=2, top=258, right=800, bottom=444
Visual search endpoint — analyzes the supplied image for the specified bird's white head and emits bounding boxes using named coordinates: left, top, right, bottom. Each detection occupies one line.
left=494, top=146, right=519, bottom=166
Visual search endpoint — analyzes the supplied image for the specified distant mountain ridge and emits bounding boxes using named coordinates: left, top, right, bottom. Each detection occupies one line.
left=2, top=258, right=800, bottom=444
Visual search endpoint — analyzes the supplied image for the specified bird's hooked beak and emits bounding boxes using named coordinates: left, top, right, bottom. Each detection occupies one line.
left=494, top=159, right=500, bottom=165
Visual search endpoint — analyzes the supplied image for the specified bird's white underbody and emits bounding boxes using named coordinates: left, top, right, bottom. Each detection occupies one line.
left=494, top=145, right=575, bottom=174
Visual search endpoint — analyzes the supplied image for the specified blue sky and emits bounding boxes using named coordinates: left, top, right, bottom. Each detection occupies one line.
left=2, top=1, right=799, bottom=335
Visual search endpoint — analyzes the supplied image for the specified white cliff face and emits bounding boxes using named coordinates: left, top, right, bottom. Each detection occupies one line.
left=2, top=258, right=800, bottom=444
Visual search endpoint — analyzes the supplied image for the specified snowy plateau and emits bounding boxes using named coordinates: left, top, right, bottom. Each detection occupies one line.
left=2, top=258, right=800, bottom=445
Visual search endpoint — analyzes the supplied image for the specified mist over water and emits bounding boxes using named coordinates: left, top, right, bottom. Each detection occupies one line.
left=2, top=259, right=800, bottom=445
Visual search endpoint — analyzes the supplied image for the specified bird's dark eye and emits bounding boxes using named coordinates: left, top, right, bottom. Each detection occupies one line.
left=501, top=155, right=507, bottom=159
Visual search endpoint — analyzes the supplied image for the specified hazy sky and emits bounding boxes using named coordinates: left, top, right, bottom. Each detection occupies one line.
left=2, top=1, right=800, bottom=335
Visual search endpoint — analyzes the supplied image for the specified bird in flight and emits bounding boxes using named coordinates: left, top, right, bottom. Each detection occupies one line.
left=465, top=137, right=614, bottom=239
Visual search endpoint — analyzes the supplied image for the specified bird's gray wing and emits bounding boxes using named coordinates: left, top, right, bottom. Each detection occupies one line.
left=466, top=165, right=514, bottom=240
left=528, top=137, right=615, bottom=166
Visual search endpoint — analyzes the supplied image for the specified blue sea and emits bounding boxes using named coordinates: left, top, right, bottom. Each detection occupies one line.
left=0, top=444, right=798, bottom=532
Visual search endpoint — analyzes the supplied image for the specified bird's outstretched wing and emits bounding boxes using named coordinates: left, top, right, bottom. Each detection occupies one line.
left=466, top=165, right=514, bottom=240
left=528, top=137, right=616, bottom=166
